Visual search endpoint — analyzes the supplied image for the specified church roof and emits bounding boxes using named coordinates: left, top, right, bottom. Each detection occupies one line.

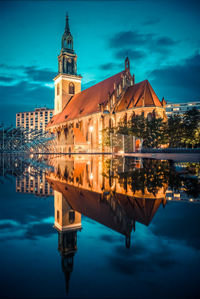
left=47, top=71, right=125, bottom=128
left=47, top=72, right=163, bottom=128
left=47, top=178, right=132, bottom=236
left=116, top=80, right=162, bottom=112
left=47, top=176, right=163, bottom=233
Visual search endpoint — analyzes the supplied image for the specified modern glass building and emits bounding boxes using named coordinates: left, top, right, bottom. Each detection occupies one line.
left=166, top=101, right=200, bottom=116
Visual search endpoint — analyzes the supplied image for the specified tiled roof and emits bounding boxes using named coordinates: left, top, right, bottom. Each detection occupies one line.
left=116, top=80, right=162, bottom=112
left=47, top=71, right=125, bottom=127
left=47, top=177, right=163, bottom=232
left=47, top=74, right=163, bottom=129
left=47, top=178, right=132, bottom=236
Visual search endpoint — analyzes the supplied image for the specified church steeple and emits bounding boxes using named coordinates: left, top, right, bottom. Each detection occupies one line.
left=65, top=13, right=70, bottom=33
left=54, top=15, right=82, bottom=115
left=62, top=14, right=74, bottom=52
left=59, top=14, right=77, bottom=75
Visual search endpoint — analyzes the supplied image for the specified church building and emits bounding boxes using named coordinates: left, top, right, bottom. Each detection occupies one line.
left=47, top=15, right=166, bottom=153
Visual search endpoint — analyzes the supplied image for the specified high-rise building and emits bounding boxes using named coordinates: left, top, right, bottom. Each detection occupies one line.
left=166, top=101, right=200, bottom=116
left=16, top=107, right=54, bottom=132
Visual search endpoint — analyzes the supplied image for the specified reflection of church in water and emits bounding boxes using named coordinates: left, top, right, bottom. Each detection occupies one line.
left=48, top=155, right=167, bottom=293
left=54, top=190, right=81, bottom=294
left=49, top=156, right=167, bottom=243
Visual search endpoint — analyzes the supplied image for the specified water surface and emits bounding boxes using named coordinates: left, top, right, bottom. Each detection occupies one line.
left=0, top=154, right=200, bottom=298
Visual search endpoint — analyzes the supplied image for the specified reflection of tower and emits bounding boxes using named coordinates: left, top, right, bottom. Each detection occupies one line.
left=54, top=190, right=81, bottom=295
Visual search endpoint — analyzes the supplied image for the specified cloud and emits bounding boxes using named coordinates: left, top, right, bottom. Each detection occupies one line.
left=142, top=18, right=160, bottom=26
left=99, top=62, right=121, bottom=71
left=100, top=234, right=121, bottom=243
left=114, top=49, right=146, bottom=61
left=151, top=201, right=200, bottom=250
left=0, top=76, right=14, bottom=83
left=24, top=66, right=56, bottom=83
left=0, top=78, right=54, bottom=125
left=0, top=64, right=56, bottom=86
left=109, top=30, right=177, bottom=58
left=148, top=52, right=200, bottom=101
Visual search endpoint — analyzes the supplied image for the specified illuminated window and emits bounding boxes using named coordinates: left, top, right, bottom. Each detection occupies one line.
left=69, top=82, right=75, bottom=94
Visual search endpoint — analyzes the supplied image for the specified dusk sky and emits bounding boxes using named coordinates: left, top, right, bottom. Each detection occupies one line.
left=0, top=0, right=200, bottom=125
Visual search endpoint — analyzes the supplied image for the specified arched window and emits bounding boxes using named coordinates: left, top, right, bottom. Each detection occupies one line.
left=147, top=112, right=153, bottom=121
left=69, top=82, right=75, bottom=94
left=69, top=211, right=75, bottom=224
left=124, top=113, right=127, bottom=125
left=63, top=39, right=67, bottom=48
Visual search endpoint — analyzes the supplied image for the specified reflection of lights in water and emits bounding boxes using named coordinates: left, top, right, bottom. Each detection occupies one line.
left=174, top=193, right=180, bottom=197
left=168, top=197, right=172, bottom=200
left=189, top=199, right=193, bottom=202
left=90, top=173, right=93, bottom=180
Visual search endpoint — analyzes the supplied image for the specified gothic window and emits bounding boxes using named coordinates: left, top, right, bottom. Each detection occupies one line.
left=69, top=211, right=75, bottom=224
left=67, top=40, right=72, bottom=49
left=147, top=113, right=153, bottom=121
left=57, top=84, right=60, bottom=95
left=69, top=82, right=75, bottom=94
left=64, top=39, right=67, bottom=48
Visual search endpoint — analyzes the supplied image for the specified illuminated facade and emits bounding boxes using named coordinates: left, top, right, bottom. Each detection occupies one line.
left=16, top=107, right=54, bottom=132
left=166, top=101, right=200, bottom=116
left=47, top=15, right=166, bottom=153
left=47, top=155, right=168, bottom=248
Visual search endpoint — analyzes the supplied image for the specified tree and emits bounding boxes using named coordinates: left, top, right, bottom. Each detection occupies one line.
left=167, top=114, right=184, bottom=147
left=182, top=108, right=200, bottom=148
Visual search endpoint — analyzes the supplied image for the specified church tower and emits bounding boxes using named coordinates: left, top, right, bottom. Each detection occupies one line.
left=54, top=14, right=82, bottom=115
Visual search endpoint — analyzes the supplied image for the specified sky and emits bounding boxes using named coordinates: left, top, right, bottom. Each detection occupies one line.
left=0, top=0, right=200, bottom=125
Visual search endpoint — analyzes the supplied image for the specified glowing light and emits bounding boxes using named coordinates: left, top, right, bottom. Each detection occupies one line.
left=118, top=150, right=124, bottom=154
left=89, top=126, right=94, bottom=132
left=90, top=173, right=93, bottom=180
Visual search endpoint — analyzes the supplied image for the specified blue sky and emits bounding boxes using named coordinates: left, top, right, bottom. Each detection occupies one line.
left=0, top=0, right=200, bottom=125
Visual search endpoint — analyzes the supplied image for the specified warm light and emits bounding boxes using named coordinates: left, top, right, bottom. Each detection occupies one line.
left=168, top=197, right=172, bottom=200
left=89, top=126, right=94, bottom=132
left=90, top=173, right=93, bottom=180
left=189, top=198, right=193, bottom=202
left=118, top=150, right=124, bottom=154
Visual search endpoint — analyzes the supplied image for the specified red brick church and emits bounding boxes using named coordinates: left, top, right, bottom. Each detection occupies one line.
left=47, top=15, right=166, bottom=153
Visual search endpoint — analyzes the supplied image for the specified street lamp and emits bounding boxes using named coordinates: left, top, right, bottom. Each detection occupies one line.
left=89, top=126, right=93, bottom=133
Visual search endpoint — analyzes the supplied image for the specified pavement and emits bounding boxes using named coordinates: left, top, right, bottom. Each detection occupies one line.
left=116, top=152, right=200, bottom=162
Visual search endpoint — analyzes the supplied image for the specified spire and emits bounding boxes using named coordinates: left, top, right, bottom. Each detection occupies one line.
left=65, top=13, right=70, bottom=34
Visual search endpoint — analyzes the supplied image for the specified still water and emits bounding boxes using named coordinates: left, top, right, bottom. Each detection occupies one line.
left=0, top=154, right=200, bottom=299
